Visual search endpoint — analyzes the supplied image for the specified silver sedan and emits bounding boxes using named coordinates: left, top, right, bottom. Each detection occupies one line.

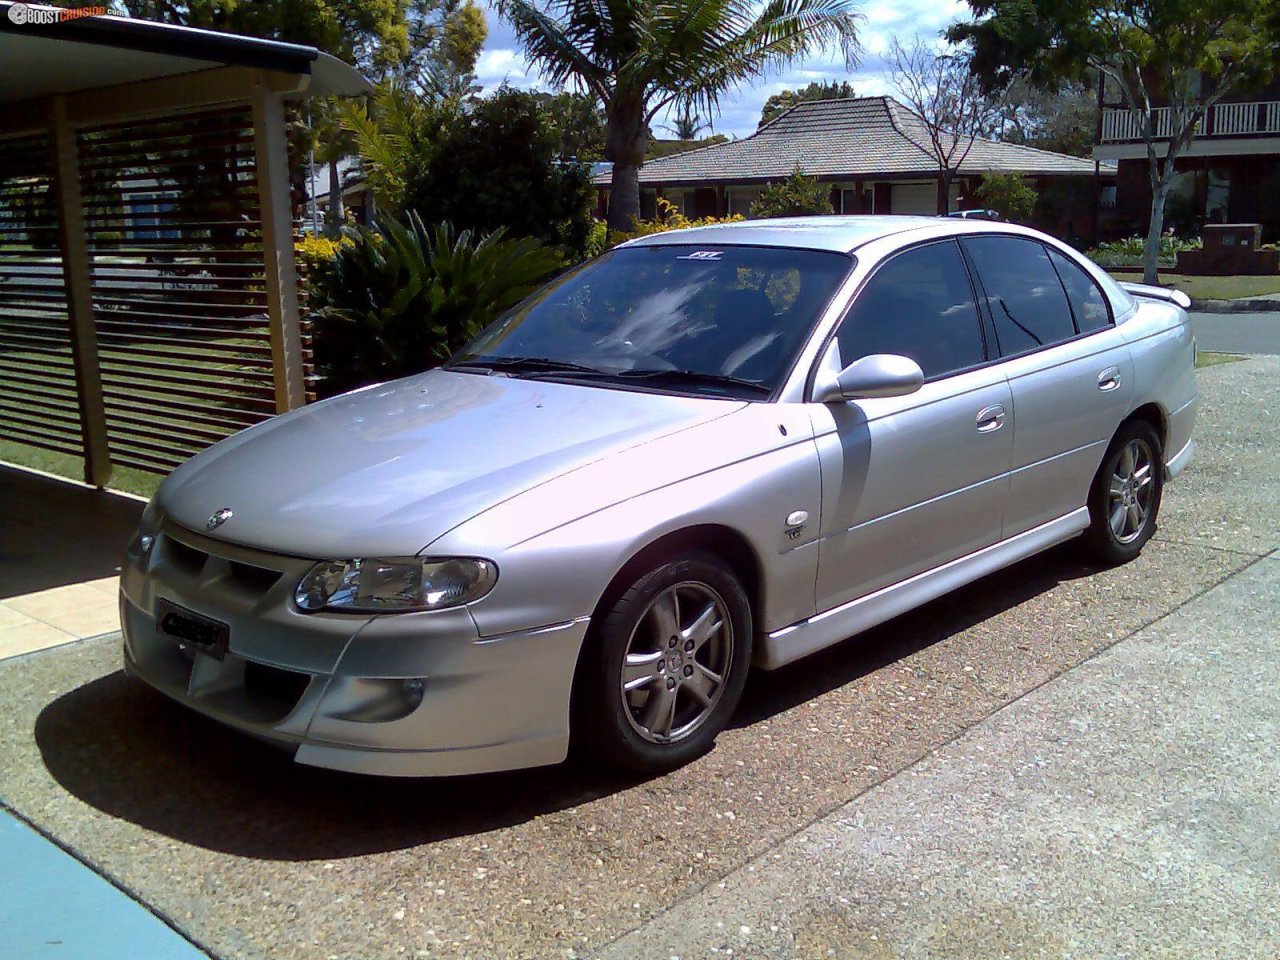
left=120, top=216, right=1197, bottom=776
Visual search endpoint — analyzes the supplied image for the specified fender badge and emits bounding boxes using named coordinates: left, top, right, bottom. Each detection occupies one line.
left=207, top=507, right=233, bottom=530
left=785, top=510, right=809, bottom=541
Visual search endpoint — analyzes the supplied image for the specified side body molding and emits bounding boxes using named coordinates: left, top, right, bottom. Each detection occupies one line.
left=758, top=508, right=1090, bottom=669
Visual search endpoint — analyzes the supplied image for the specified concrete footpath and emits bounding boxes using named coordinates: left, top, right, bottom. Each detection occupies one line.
left=599, top=551, right=1280, bottom=959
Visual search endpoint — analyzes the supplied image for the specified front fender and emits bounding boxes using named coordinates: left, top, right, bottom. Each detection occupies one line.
left=430, top=403, right=823, bottom=638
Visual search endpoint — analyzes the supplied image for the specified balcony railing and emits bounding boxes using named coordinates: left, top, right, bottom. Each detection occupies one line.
left=1102, top=107, right=1171, bottom=141
left=1101, top=101, right=1280, bottom=142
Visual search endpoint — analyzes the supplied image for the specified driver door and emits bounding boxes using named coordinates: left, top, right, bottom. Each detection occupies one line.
left=808, top=239, right=1014, bottom=612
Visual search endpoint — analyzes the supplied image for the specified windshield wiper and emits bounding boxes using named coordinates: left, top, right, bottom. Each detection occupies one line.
left=605, top=369, right=772, bottom=396
left=446, top=356, right=603, bottom=376
left=451, top=359, right=769, bottom=396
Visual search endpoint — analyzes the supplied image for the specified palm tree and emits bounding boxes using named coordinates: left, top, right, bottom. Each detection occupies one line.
left=498, top=0, right=861, bottom=231
left=664, top=103, right=711, bottom=140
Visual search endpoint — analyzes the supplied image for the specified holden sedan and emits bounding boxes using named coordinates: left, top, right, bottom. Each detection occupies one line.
left=121, top=216, right=1197, bottom=776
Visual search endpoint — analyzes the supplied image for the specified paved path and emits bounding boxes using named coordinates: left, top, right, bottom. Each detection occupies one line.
left=599, top=550, right=1280, bottom=959
left=0, top=811, right=208, bottom=960
left=1191, top=311, right=1280, bottom=355
left=0, top=465, right=142, bottom=659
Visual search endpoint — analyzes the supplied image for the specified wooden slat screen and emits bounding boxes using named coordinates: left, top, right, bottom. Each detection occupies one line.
left=287, top=120, right=318, bottom=406
left=0, top=131, right=85, bottom=458
left=78, top=105, right=282, bottom=474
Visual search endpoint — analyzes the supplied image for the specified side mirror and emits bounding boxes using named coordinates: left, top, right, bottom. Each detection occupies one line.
left=812, top=353, right=924, bottom=403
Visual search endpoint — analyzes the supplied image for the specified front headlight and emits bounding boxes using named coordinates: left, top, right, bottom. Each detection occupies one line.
left=295, top=558, right=497, bottom=613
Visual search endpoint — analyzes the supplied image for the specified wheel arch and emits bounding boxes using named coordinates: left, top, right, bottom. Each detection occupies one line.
left=1122, top=401, right=1168, bottom=453
left=590, top=524, right=763, bottom=632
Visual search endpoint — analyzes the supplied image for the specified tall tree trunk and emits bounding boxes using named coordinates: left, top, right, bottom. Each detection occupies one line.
left=937, top=171, right=951, bottom=215
left=608, top=162, right=641, bottom=233
left=327, top=156, right=344, bottom=231
left=604, top=95, right=648, bottom=234
left=1143, top=164, right=1170, bottom=285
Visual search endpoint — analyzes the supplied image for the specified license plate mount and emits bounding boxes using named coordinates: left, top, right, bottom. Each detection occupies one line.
left=157, top=599, right=229, bottom=660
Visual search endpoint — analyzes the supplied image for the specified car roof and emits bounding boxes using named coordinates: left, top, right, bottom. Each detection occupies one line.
left=620, top=215, right=1019, bottom=254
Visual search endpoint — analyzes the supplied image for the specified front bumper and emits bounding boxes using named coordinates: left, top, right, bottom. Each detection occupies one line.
left=120, top=520, right=589, bottom=777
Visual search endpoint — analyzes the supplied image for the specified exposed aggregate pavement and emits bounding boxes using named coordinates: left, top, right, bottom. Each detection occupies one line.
left=0, top=356, right=1276, bottom=960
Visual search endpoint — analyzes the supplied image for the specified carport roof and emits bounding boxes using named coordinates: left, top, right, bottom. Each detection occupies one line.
left=0, top=1, right=370, bottom=104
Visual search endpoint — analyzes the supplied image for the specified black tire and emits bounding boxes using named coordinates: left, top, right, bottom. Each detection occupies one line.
left=1081, top=419, right=1164, bottom=565
left=572, top=553, right=753, bottom=773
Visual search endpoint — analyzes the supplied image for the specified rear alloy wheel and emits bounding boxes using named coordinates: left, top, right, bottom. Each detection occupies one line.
left=1082, top=420, right=1163, bottom=564
left=574, top=554, right=752, bottom=773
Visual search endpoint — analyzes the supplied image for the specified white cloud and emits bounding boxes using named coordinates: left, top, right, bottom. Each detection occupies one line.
left=474, top=48, right=543, bottom=90
left=474, top=0, right=972, bottom=137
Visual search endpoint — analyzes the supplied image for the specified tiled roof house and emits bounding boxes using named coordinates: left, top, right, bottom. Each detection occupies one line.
left=594, top=96, right=1114, bottom=222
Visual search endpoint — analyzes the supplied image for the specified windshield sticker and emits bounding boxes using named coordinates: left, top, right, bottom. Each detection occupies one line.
left=677, top=250, right=723, bottom=261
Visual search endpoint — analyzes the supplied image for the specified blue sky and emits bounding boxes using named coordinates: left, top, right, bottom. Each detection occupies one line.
left=473, top=0, right=968, bottom=138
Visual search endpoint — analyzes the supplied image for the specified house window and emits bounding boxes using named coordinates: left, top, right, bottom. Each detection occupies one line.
left=727, top=187, right=761, bottom=217
left=1207, top=169, right=1230, bottom=224
left=668, top=190, right=696, bottom=217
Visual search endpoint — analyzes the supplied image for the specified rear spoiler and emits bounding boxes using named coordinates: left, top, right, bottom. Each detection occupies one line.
left=1120, top=282, right=1191, bottom=309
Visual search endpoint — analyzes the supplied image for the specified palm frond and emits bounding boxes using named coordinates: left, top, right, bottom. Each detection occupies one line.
left=653, top=0, right=862, bottom=120
left=496, top=0, right=612, bottom=96
left=338, top=83, right=415, bottom=211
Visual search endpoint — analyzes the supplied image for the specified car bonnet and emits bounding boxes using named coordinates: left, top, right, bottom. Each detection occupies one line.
left=157, top=368, right=745, bottom=558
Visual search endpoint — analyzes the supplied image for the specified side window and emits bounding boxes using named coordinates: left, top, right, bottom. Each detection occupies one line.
left=836, top=240, right=985, bottom=379
left=963, top=236, right=1077, bottom=355
left=1047, top=248, right=1112, bottom=332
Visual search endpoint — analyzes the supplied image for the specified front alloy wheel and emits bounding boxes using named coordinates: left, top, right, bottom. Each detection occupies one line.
left=620, top=582, right=734, bottom=744
left=574, top=554, right=753, bottom=773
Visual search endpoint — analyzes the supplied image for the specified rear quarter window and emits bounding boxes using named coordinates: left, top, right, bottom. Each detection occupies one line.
left=1047, top=247, right=1112, bottom=332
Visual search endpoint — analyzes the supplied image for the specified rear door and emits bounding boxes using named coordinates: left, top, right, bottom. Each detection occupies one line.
left=809, top=239, right=1014, bottom=612
left=961, top=236, right=1133, bottom=536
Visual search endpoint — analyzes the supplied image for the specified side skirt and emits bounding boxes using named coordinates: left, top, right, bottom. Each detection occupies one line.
left=758, top=508, right=1091, bottom=670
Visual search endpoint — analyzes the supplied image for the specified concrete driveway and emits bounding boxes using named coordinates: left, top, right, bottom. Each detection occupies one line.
left=0, top=356, right=1276, bottom=960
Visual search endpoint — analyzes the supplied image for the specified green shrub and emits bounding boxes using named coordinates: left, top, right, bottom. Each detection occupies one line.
left=344, top=85, right=597, bottom=257
left=608, top=197, right=744, bottom=247
left=1086, top=235, right=1201, bottom=268
left=308, top=212, right=565, bottom=397
left=583, top=220, right=609, bottom=259
left=974, top=173, right=1037, bottom=223
left=751, top=166, right=831, bottom=218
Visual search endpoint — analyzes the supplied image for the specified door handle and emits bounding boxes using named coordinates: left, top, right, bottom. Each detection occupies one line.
left=976, top=403, right=1006, bottom=433
left=1097, top=366, right=1122, bottom=391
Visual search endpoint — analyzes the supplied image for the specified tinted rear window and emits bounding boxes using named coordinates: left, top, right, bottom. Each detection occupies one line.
left=963, top=236, right=1077, bottom=355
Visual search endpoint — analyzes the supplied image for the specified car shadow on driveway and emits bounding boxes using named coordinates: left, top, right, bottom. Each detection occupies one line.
left=731, top=541, right=1100, bottom=727
left=32, top=543, right=1101, bottom=862
left=33, top=672, right=649, bottom=860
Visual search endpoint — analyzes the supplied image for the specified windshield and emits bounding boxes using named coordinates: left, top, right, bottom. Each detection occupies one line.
left=451, top=244, right=852, bottom=399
